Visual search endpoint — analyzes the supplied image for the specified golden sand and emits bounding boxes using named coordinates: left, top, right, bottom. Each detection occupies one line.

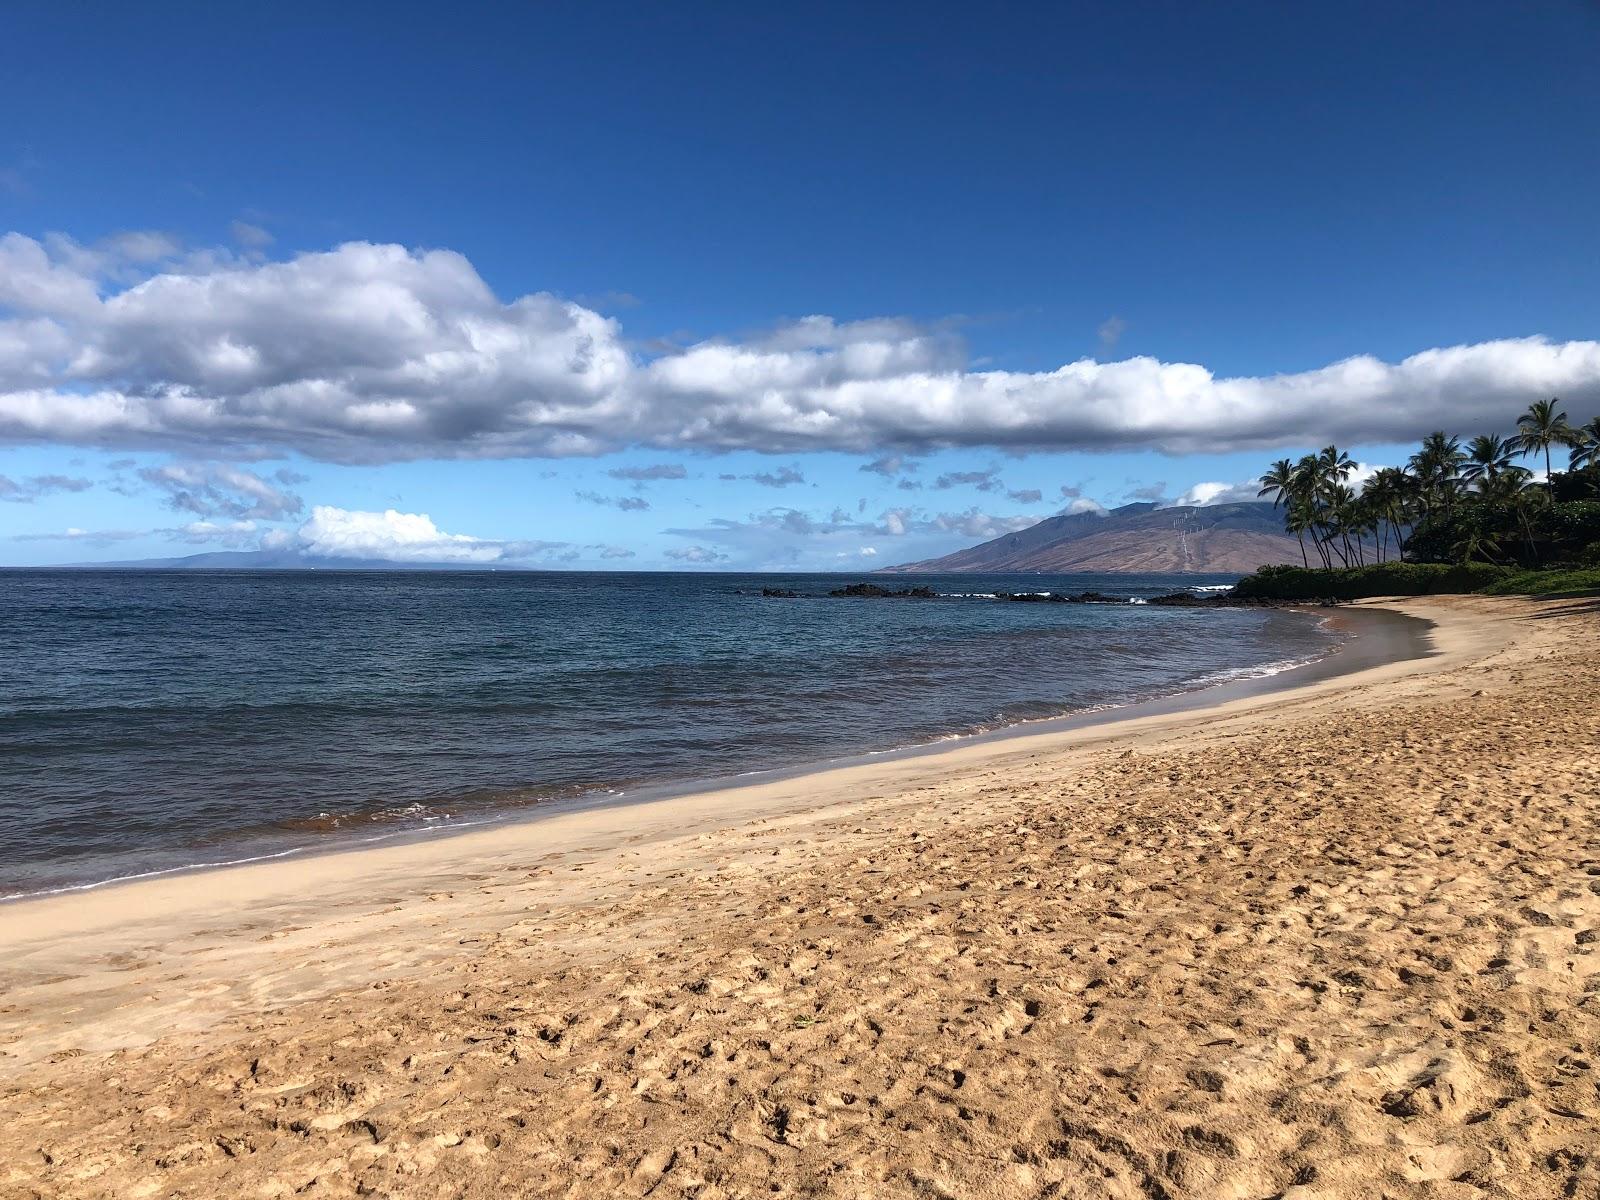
left=2, top=596, right=1597, bottom=1199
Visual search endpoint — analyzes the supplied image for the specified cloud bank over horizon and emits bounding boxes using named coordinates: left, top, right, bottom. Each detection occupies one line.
left=4, top=232, right=1599, bottom=466
left=12, top=502, right=572, bottom=564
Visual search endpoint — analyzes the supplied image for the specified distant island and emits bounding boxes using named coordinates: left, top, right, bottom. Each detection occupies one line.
left=880, top=501, right=1303, bottom=574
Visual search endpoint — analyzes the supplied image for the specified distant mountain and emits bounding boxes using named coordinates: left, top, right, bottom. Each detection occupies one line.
left=882, top=501, right=1303, bottom=574
left=56, top=549, right=517, bottom=571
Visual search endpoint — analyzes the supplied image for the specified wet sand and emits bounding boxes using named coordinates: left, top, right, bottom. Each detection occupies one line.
left=2, top=595, right=1597, bottom=1198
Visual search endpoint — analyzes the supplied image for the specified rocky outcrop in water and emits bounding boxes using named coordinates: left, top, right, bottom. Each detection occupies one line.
left=827, top=583, right=938, bottom=599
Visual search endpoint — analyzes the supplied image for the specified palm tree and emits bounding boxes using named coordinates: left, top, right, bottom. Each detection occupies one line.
left=1451, top=519, right=1505, bottom=566
left=1323, top=482, right=1361, bottom=567
left=1315, top=445, right=1356, bottom=489
left=1362, top=467, right=1414, bottom=562
left=1462, top=433, right=1519, bottom=488
left=1515, top=398, right=1575, bottom=480
left=1284, top=497, right=1315, bottom=567
left=1349, top=494, right=1380, bottom=565
left=1475, top=467, right=1541, bottom=564
left=1257, top=459, right=1297, bottom=508
left=1570, top=416, right=1600, bottom=473
left=1409, top=432, right=1464, bottom=518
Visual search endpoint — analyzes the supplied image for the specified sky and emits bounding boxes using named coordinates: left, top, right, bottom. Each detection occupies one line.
left=2, top=0, right=1598, bottom=569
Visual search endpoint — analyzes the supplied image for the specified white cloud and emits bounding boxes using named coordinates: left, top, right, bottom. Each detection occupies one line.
left=138, top=460, right=302, bottom=519
left=1063, top=496, right=1108, bottom=515
left=664, top=545, right=728, bottom=564
left=1346, top=462, right=1385, bottom=492
left=924, top=508, right=1039, bottom=539
left=1, top=232, right=1598, bottom=463
left=294, top=505, right=549, bottom=563
left=1165, top=480, right=1258, bottom=507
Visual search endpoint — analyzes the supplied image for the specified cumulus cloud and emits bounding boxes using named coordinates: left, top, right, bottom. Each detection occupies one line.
left=2, top=232, right=1595, bottom=463
left=1098, top=315, right=1128, bottom=353
left=1007, top=487, right=1043, bottom=504
left=138, top=460, right=303, bottom=519
left=294, top=505, right=554, bottom=563
left=1063, top=497, right=1109, bottom=516
left=1164, top=480, right=1259, bottom=507
left=0, top=472, right=92, bottom=502
left=9, top=502, right=561, bottom=564
left=575, top=491, right=650, bottom=511
left=664, top=545, right=728, bottom=564
left=1127, top=483, right=1167, bottom=502
left=921, top=508, right=1039, bottom=539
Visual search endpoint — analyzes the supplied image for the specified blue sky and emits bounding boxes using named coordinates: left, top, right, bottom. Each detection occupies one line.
left=2, top=0, right=1598, bottom=567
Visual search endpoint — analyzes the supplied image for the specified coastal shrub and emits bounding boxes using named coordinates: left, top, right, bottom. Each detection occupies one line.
left=1535, top=501, right=1600, bottom=558
left=1545, top=470, right=1600, bottom=504
left=1477, top=567, right=1600, bottom=597
left=1401, top=501, right=1600, bottom=568
left=1231, top=561, right=1509, bottom=601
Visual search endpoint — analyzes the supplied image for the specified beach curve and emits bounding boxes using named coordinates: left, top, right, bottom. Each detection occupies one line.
left=2, top=594, right=1597, bottom=1198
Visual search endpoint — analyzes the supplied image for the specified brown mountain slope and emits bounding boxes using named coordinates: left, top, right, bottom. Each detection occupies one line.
left=883, top=501, right=1305, bottom=574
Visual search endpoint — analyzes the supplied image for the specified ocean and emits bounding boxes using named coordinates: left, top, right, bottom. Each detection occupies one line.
left=0, top=569, right=1344, bottom=898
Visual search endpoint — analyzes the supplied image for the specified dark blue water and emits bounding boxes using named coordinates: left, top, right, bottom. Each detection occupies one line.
left=0, top=570, right=1338, bottom=897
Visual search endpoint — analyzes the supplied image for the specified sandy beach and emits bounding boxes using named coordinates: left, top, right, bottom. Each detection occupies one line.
left=2, top=594, right=1597, bottom=1199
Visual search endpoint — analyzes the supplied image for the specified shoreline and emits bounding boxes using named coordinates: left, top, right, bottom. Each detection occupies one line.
left=0, top=599, right=1473, bottom=1064
left=4, top=593, right=1597, bottom=1198
left=1, top=603, right=1417, bottom=905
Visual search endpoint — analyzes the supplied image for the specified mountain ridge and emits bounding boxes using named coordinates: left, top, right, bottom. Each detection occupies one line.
left=881, top=501, right=1303, bottom=574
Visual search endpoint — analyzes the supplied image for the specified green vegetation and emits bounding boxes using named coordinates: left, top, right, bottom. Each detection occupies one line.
left=1239, top=398, right=1600, bottom=599
left=1477, top=567, right=1600, bottom=598
left=1232, top=562, right=1509, bottom=601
